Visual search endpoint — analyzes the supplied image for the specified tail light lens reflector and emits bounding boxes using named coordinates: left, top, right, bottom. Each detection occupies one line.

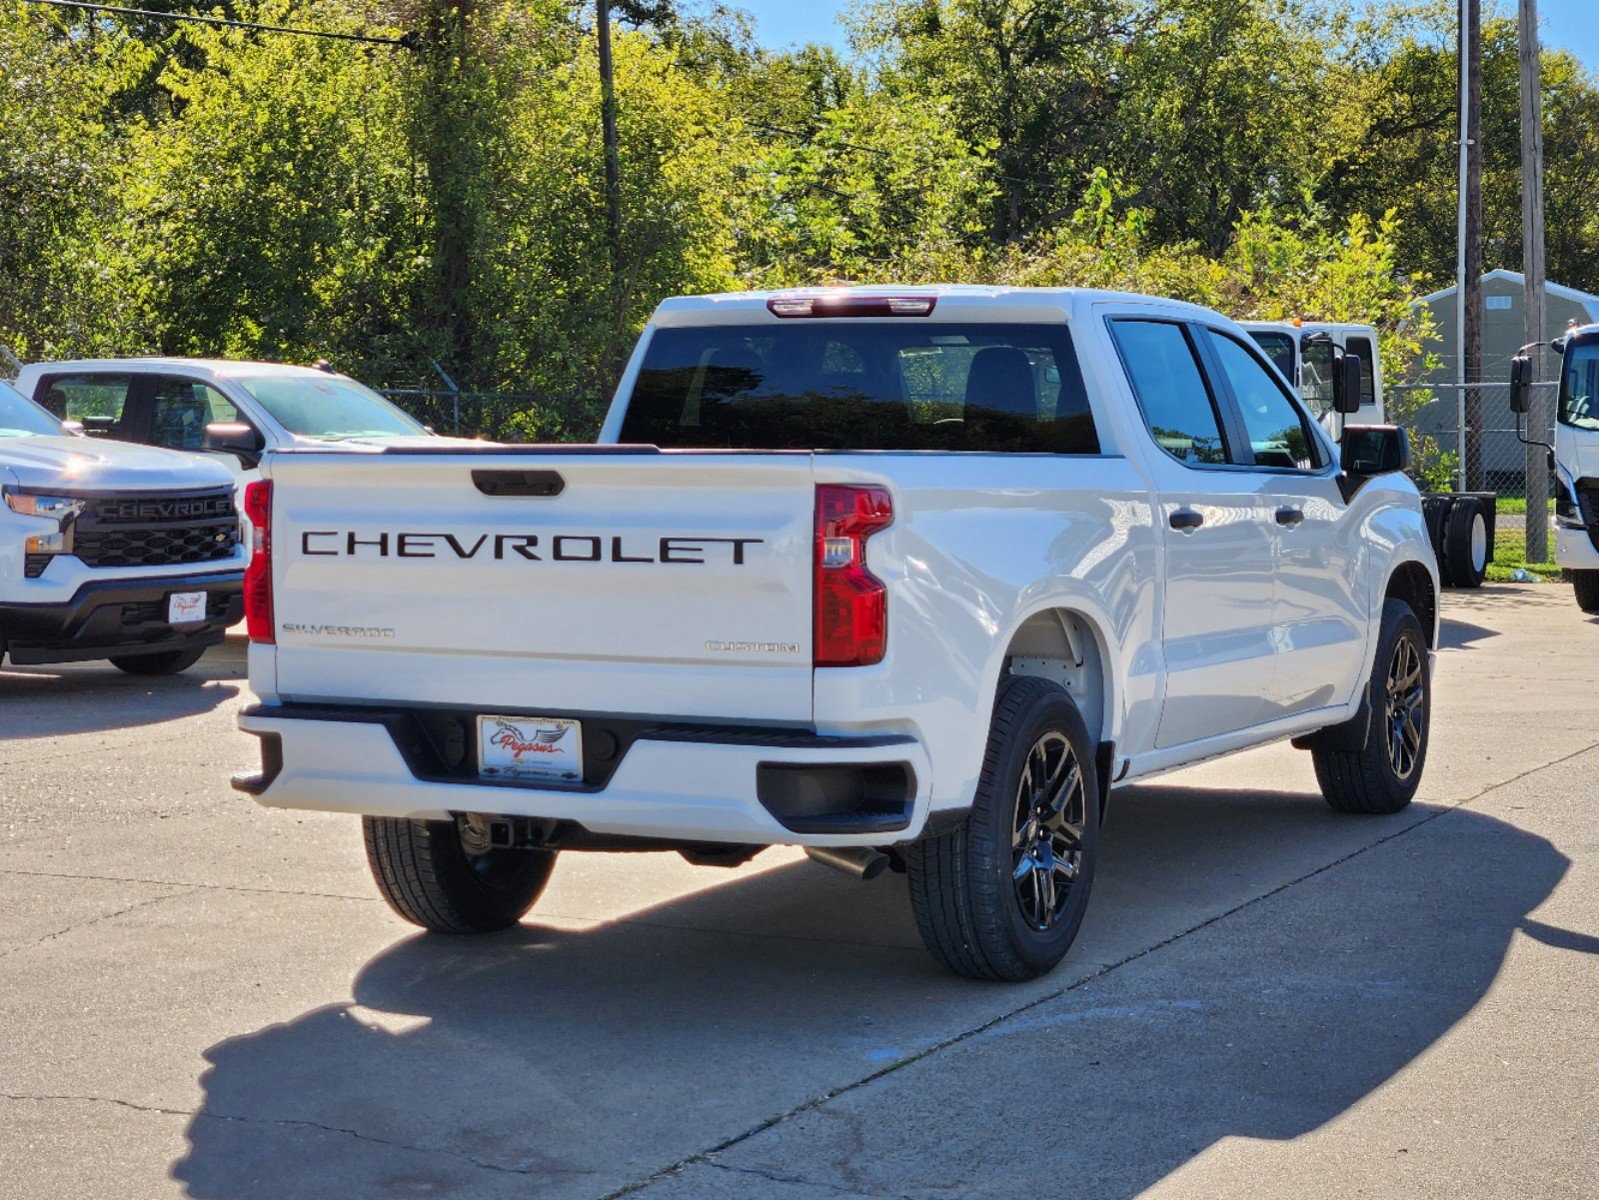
left=814, top=485, right=892, bottom=667
left=243, top=480, right=274, bottom=644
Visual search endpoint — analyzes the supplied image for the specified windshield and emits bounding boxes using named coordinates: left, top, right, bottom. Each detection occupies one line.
left=236, top=374, right=425, bottom=440
left=0, top=380, right=66, bottom=437
left=1248, top=331, right=1297, bottom=384
left=618, top=322, right=1099, bottom=453
left=1559, top=340, right=1599, bottom=433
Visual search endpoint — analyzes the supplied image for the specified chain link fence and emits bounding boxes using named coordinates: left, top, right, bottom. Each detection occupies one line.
left=1388, top=381, right=1557, bottom=497
left=375, top=388, right=607, bottom=443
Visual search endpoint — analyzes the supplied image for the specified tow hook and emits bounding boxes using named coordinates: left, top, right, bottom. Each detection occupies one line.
left=457, top=814, right=552, bottom=855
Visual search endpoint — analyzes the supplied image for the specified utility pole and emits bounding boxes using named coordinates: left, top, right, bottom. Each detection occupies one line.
left=417, top=0, right=481, bottom=410
left=596, top=0, right=623, bottom=287
left=1463, top=0, right=1485, bottom=492
left=1520, top=0, right=1550, bottom=564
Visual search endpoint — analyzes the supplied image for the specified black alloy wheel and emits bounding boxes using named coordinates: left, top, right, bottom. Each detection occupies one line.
left=1011, top=731, right=1088, bottom=933
left=1384, top=632, right=1426, bottom=782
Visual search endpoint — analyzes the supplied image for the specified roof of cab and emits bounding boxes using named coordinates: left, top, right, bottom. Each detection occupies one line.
left=649, top=284, right=1226, bottom=327
left=18, top=358, right=350, bottom=382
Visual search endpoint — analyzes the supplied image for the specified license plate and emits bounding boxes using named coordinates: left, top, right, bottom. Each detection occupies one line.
left=477, top=715, right=583, bottom=781
left=167, top=591, right=207, bottom=624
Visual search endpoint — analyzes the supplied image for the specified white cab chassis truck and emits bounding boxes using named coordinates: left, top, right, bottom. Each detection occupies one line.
left=0, top=381, right=244, bottom=674
left=237, top=287, right=1439, bottom=981
left=1243, top=320, right=1496, bottom=589
left=1513, top=325, right=1599, bottom=612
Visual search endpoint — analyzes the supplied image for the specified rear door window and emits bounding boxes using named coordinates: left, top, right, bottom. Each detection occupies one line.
left=149, top=377, right=240, bottom=450
left=619, top=323, right=1099, bottom=453
left=1107, top=320, right=1229, bottom=466
left=36, top=374, right=136, bottom=438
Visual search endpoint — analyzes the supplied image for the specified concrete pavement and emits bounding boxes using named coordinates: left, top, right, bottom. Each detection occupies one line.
left=1, top=583, right=1596, bottom=1198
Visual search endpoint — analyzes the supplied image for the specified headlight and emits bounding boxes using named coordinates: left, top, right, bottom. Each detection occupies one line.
left=3, top=489, right=85, bottom=575
left=3, top=490, right=86, bottom=521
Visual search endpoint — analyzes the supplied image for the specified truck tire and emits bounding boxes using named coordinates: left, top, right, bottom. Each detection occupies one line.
left=1420, top=495, right=1451, bottom=573
left=108, top=647, right=206, bottom=676
left=906, top=675, right=1099, bottom=982
left=1311, top=599, right=1430, bottom=814
left=362, top=816, right=557, bottom=934
left=1443, top=498, right=1488, bottom=588
left=1573, top=570, right=1599, bottom=614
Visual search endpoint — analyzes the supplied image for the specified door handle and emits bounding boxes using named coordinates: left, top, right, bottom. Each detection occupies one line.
left=1168, top=508, right=1204, bottom=532
left=1275, top=506, right=1305, bottom=528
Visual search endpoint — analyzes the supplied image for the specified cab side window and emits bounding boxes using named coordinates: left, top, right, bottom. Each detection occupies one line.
left=38, top=374, right=133, bottom=438
left=1207, top=332, right=1325, bottom=471
left=1108, top=319, right=1229, bottom=466
left=149, top=378, right=239, bottom=451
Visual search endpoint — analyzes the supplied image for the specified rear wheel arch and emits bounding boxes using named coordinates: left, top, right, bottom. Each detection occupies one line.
left=999, top=607, right=1110, bottom=745
left=998, top=607, right=1115, bottom=819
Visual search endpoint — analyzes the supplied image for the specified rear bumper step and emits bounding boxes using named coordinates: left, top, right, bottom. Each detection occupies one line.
left=236, top=702, right=933, bottom=847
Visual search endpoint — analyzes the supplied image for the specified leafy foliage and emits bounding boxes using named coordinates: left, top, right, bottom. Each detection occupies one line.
left=2, top=0, right=1598, bottom=463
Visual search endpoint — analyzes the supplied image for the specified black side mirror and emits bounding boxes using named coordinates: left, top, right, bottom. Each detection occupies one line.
left=1508, top=354, right=1533, bottom=415
left=1332, top=353, right=1363, bottom=414
left=202, top=421, right=265, bottom=467
left=1338, top=423, right=1410, bottom=501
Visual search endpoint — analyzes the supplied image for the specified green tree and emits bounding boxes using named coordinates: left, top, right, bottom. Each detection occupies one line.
left=848, top=0, right=1138, bottom=242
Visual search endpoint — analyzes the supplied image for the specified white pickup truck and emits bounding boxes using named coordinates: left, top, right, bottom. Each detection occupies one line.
left=13, top=358, right=443, bottom=494
left=235, top=286, right=1439, bottom=981
left=1, top=380, right=244, bottom=674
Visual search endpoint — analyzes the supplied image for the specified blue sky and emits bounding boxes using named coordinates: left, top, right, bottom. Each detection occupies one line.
left=732, top=0, right=1599, bottom=74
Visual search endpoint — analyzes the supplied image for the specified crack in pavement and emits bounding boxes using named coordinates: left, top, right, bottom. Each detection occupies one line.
left=0, top=868, right=927, bottom=952
left=0, top=866, right=379, bottom=906
left=601, top=736, right=1599, bottom=1200
left=0, top=888, right=197, bottom=960
left=0, top=1092, right=597, bottom=1179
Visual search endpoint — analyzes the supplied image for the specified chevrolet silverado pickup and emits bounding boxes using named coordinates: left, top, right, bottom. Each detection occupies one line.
left=14, top=357, right=450, bottom=501
left=235, top=286, right=1439, bottom=981
left=1, top=380, right=243, bottom=674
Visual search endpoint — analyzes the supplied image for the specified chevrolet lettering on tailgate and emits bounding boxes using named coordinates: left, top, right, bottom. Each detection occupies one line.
left=298, top=531, right=764, bottom=564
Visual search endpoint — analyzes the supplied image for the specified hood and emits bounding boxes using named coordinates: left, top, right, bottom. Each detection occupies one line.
left=0, top=435, right=238, bottom=493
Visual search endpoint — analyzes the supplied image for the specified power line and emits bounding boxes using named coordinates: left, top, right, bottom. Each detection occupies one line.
left=17, top=0, right=412, bottom=48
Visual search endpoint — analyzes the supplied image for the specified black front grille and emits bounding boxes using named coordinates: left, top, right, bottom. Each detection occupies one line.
left=73, top=487, right=239, bottom=569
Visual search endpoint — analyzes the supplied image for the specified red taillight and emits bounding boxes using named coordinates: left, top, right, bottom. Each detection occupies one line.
left=243, top=480, right=274, bottom=644
left=814, top=485, right=892, bottom=667
left=768, top=293, right=936, bottom=318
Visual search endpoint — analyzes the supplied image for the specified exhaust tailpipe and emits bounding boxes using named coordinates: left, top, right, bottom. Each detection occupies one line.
left=804, top=845, right=889, bottom=881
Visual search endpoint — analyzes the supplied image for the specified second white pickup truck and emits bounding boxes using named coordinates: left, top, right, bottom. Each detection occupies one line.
left=235, top=286, right=1439, bottom=981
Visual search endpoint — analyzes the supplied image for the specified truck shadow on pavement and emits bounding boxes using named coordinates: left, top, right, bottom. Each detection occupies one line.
left=172, top=789, right=1581, bottom=1200
left=0, top=660, right=240, bottom=738
left=1435, top=615, right=1498, bottom=650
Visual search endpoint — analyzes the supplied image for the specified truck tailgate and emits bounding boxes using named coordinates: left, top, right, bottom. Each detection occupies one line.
left=266, top=450, right=816, bottom=723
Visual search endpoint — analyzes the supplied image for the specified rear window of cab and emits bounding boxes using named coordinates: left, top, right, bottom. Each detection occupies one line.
left=618, top=322, right=1100, bottom=454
